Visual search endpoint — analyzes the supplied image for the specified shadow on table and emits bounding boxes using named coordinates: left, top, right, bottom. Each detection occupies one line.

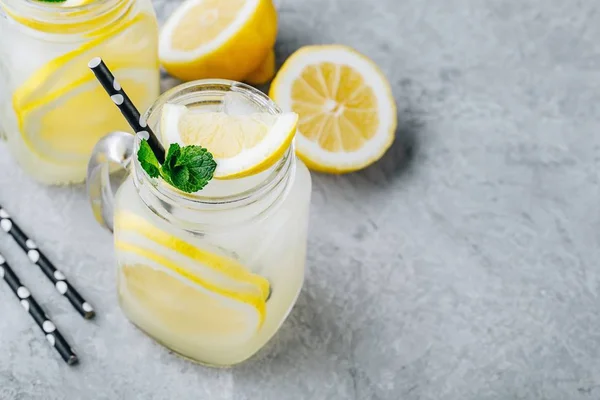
left=346, top=109, right=422, bottom=189
left=240, top=287, right=333, bottom=362
left=229, top=277, right=387, bottom=399
left=232, top=281, right=347, bottom=370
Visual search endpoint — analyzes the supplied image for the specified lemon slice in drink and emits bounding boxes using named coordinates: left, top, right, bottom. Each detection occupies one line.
left=159, top=0, right=277, bottom=81
left=17, top=68, right=157, bottom=165
left=115, top=210, right=270, bottom=343
left=116, top=242, right=266, bottom=314
left=160, top=103, right=298, bottom=179
left=115, top=211, right=270, bottom=300
left=13, top=12, right=158, bottom=110
left=269, top=45, right=397, bottom=173
left=118, top=255, right=264, bottom=344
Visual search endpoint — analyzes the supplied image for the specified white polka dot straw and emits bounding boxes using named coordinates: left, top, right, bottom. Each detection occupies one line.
left=88, top=57, right=166, bottom=163
left=0, top=204, right=95, bottom=319
left=0, top=252, right=77, bottom=365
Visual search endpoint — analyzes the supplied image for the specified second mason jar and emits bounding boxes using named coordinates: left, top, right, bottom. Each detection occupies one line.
left=0, top=0, right=159, bottom=184
left=87, top=80, right=313, bottom=366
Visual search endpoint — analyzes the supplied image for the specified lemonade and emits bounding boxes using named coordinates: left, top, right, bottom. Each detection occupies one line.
left=0, top=0, right=159, bottom=184
left=88, top=81, right=312, bottom=366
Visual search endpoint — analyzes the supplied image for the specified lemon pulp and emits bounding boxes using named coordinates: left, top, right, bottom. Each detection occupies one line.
left=270, top=45, right=397, bottom=173
left=160, top=103, right=298, bottom=179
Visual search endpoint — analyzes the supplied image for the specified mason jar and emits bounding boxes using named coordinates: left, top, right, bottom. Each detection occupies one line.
left=87, top=80, right=313, bottom=366
left=0, top=0, right=159, bottom=184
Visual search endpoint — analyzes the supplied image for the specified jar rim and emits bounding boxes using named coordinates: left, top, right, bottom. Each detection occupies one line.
left=134, top=79, right=293, bottom=211
left=0, top=0, right=132, bottom=34
left=4, top=0, right=112, bottom=13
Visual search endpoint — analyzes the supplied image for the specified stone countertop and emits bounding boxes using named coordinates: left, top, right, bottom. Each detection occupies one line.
left=1, top=0, right=599, bottom=399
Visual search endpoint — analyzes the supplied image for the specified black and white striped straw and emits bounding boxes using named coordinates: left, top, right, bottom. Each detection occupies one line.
left=0, top=253, right=78, bottom=365
left=0, top=206, right=95, bottom=319
left=87, top=57, right=166, bottom=163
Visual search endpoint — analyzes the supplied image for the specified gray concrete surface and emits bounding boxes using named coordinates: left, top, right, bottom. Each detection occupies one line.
left=1, top=0, right=600, bottom=399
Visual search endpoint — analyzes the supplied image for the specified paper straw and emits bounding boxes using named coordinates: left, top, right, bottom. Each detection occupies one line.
left=0, top=253, right=78, bottom=365
left=0, top=205, right=95, bottom=319
left=88, top=57, right=166, bottom=163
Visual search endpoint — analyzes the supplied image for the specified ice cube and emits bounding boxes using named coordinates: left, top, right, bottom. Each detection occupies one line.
left=222, top=91, right=262, bottom=115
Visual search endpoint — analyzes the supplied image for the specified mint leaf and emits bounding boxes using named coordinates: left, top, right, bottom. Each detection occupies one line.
left=137, top=141, right=216, bottom=193
left=137, top=139, right=160, bottom=178
left=162, top=143, right=181, bottom=171
left=160, top=143, right=216, bottom=193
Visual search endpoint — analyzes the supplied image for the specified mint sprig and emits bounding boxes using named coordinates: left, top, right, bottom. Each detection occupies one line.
left=137, top=139, right=161, bottom=178
left=137, top=140, right=216, bottom=193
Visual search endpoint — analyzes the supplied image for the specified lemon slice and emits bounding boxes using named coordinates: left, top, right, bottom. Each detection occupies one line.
left=159, top=0, right=277, bottom=81
left=13, top=12, right=158, bottom=110
left=269, top=45, right=397, bottom=173
left=114, top=211, right=270, bottom=300
left=115, top=209, right=269, bottom=343
left=17, top=68, right=157, bottom=165
left=160, top=103, right=298, bottom=179
left=118, top=254, right=263, bottom=344
left=116, top=241, right=266, bottom=313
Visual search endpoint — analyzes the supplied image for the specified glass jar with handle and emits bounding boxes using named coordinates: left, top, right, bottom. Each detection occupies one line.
left=0, top=0, right=159, bottom=184
left=87, top=80, right=312, bottom=366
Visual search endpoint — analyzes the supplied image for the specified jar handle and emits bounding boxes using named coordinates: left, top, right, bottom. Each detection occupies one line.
left=86, top=131, right=134, bottom=232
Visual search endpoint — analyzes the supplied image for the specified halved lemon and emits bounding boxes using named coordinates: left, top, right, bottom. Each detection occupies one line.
left=13, top=12, right=158, bottom=110
left=269, top=45, right=397, bottom=173
left=159, top=0, right=277, bottom=82
left=114, top=211, right=270, bottom=300
left=160, top=103, right=298, bottom=179
left=245, top=49, right=276, bottom=85
left=17, top=68, right=158, bottom=165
